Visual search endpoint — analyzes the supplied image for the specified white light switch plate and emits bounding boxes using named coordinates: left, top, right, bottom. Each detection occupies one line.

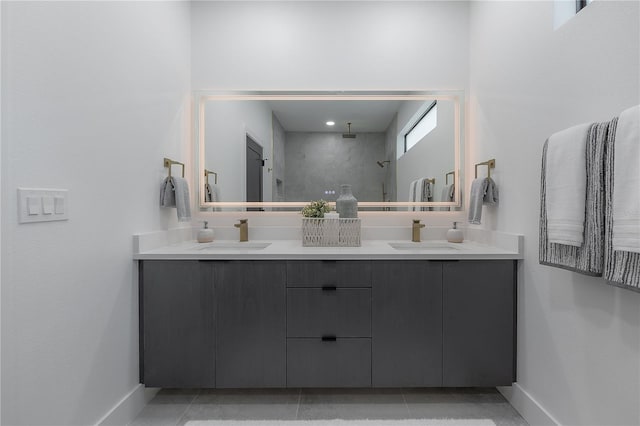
left=18, top=188, right=69, bottom=223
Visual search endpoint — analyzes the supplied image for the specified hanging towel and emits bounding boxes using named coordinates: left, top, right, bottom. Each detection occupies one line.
left=604, top=115, right=640, bottom=292
left=173, top=177, right=191, bottom=222
left=420, top=179, right=433, bottom=202
left=160, top=176, right=191, bottom=222
left=419, top=178, right=434, bottom=211
left=468, top=178, right=486, bottom=224
left=210, top=184, right=220, bottom=203
left=204, top=183, right=221, bottom=203
left=408, top=179, right=418, bottom=211
left=546, top=123, right=592, bottom=246
left=483, top=178, right=499, bottom=205
left=439, top=184, right=455, bottom=211
left=441, top=184, right=455, bottom=202
left=205, top=183, right=213, bottom=202
left=160, top=177, right=176, bottom=207
left=540, top=121, right=608, bottom=276
left=612, top=105, right=640, bottom=253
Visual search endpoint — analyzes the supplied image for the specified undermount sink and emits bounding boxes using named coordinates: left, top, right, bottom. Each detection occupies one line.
left=194, top=241, right=272, bottom=250
left=388, top=241, right=461, bottom=251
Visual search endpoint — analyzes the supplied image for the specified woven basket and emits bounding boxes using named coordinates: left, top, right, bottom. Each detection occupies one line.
left=302, top=218, right=361, bottom=247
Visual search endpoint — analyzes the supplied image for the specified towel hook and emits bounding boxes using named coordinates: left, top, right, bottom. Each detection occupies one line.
left=164, top=157, right=184, bottom=178
left=446, top=171, right=455, bottom=185
left=475, top=159, right=496, bottom=179
left=205, top=169, right=218, bottom=185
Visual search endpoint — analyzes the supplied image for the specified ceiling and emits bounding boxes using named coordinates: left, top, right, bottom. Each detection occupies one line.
left=268, top=99, right=403, bottom=133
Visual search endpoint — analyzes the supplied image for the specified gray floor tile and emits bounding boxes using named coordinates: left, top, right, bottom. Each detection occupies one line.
left=403, top=389, right=527, bottom=426
left=129, top=403, right=191, bottom=426
left=403, top=388, right=506, bottom=404
left=151, top=388, right=201, bottom=404
left=297, top=388, right=409, bottom=420
left=177, top=389, right=301, bottom=424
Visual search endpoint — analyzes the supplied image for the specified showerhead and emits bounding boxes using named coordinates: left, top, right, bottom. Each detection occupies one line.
left=377, top=160, right=390, bottom=168
left=342, top=122, right=357, bottom=139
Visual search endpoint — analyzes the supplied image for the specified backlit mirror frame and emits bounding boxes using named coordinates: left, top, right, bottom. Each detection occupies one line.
left=195, top=91, right=464, bottom=211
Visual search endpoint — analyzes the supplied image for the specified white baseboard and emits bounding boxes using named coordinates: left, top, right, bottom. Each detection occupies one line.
left=96, top=384, right=159, bottom=426
left=498, top=383, right=560, bottom=426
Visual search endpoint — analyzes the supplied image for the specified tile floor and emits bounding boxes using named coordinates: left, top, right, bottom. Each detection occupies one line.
left=129, top=388, right=528, bottom=426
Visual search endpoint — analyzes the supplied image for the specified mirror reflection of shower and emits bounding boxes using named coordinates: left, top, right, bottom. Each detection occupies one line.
left=377, top=160, right=391, bottom=168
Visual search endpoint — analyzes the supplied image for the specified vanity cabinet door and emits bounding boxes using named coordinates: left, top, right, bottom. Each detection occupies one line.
left=442, top=260, right=516, bottom=386
left=214, top=261, right=287, bottom=388
left=140, top=260, right=215, bottom=388
left=372, top=261, right=443, bottom=387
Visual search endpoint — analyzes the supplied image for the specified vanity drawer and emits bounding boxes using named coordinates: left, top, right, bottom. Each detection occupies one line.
left=286, top=260, right=371, bottom=288
left=287, top=288, right=371, bottom=337
left=287, top=338, right=371, bottom=387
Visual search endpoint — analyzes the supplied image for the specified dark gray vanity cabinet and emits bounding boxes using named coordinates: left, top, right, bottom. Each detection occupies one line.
left=372, top=261, right=443, bottom=387
left=139, top=258, right=516, bottom=389
left=286, top=260, right=372, bottom=387
left=442, top=260, right=516, bottom=386
left=139, top=260, right=215, bottom=388
left=213, top=261, right=287, bottom=388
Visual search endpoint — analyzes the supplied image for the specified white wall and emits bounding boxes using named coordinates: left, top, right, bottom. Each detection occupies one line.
left=204, top=100, right=273, bottom=203
left=1, top=2, right=191, bottom=425
left=397, top=100, right=455, bottom=203
left=469, top=1, right=640, bottom=425
left=191, top=1, right=470, bottom=91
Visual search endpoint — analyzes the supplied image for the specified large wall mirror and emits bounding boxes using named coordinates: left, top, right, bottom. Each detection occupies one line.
left=196, top=91, right=464, bottom=212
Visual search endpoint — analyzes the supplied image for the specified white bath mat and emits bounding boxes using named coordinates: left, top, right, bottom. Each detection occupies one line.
left=185, top=420, right=496, bottom=426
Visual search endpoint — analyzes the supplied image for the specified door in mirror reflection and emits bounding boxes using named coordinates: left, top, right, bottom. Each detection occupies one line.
left=246, top=135, right=263, bottom=211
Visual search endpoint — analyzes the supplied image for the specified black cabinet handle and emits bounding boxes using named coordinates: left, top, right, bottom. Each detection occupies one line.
left=321, top=335, right=337, bottom=341
left=322, top=285, right=337, bottom=291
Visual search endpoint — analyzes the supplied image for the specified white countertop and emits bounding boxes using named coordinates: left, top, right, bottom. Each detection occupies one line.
left=133, top=238, right=523, bottom=260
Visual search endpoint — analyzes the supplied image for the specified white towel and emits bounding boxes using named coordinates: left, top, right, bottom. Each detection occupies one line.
left=408, top=179, right=418, bottom=211
left=445, top=184, right=455, bottom=201
left=205, top=183, right=221, bottom=203
left=160, top=176, right=191, bottom=222
left=612, top=105, right=640, bottom=253
left=468, top=178, right=486, bottom=224
left=440, top=184, right=455, bottom=211
left=546, top=123, right=591, bottom=246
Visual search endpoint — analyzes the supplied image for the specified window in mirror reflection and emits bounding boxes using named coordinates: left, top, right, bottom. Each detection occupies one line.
left=405, top=101, right=437, bottom=153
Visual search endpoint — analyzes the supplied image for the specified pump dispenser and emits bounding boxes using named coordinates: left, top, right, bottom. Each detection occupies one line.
left=446, top=221, right=464, bottom=243
left=197, top=221, right=215, bottom=243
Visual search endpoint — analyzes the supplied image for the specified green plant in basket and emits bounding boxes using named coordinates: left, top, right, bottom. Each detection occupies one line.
left=301, top=199, right=332, bottom=218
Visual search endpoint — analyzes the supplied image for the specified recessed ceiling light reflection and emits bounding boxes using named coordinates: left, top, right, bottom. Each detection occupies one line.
left=326, top=121, right=335, bottom=126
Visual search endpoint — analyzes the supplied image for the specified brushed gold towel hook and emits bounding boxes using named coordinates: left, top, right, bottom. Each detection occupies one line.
left=475, top=159, right=496, bottom=179
left=164, top=157, right=185, bottom=178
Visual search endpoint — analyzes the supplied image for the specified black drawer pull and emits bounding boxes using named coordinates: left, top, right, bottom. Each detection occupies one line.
left=321, top=335, right=337, bottom=341
left=322, top=285, right=337, bottom=291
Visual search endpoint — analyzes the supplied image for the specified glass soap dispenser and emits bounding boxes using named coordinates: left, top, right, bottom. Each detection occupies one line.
left=197, top=221, right=215, bottom=243
left=446, top=221, right=464, bottom=243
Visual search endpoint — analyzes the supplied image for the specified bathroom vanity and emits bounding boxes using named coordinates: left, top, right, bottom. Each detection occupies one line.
left=136, top=238, right=520, bottom=389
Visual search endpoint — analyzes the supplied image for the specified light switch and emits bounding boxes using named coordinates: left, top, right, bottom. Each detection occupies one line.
left=54, top=196, right=65, bottom=214
left=27, top=196, right=40, bottom=215
left=18, top=188, right=69, bottom=223
left=42, top=196, right=54, bottom=215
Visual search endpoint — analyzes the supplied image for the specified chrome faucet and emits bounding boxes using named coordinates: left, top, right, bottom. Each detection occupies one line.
left=234, top=219, right=249, bottom=242
left=412, top=219, right=425, bottom=242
